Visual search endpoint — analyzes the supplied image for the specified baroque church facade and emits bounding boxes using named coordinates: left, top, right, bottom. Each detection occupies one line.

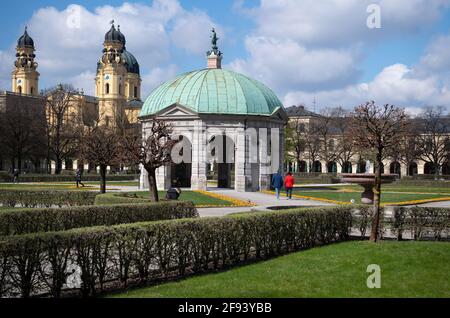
left=0, top=23, right=143, bottom=172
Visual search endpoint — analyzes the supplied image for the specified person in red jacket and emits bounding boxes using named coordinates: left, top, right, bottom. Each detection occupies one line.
left=284, top=172, right=295, bottom=200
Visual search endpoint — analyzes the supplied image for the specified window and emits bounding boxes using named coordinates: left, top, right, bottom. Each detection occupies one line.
left=31, top=87, right=34, bottom=95
left=17, top=86, right=22, bottom=94
left=105, top=83, right=110, bottom=94
left=134, top=86, right=138, bottom=98
left=119, top=84, right=122, bottom=95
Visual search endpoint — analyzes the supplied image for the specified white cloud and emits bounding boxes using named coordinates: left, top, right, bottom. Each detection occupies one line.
left=283, top=63, right=450, bottom=111
left=231, top=0, right=450, bottom=110
left=170, top=10, right=222, bottom=55
left=241, top=0, right=450, bottom=46
left=229, top=36, right=361, bottom=93
left=141, top=64, right=179, bottom=99
left=417, top=34, right=450, bottom=75
left=0, top=50, right=14, bottom=90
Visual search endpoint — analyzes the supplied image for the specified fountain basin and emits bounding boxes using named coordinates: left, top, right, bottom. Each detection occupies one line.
left=339, top=173, right=398, bottom=204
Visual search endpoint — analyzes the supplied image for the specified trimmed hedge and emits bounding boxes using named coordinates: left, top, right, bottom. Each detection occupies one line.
left=94, top=193, right=151, bottom=206
left=393, top=179, right=450, bottom=187
left=0, top=202, right=198, bottom=236
left=0, top=172, right=138, bottom=183
left=352, top=206, right=450, bottom=240
left=0, top=190, right=98, bottom=208
left=0, top=206, right=352, bottom=298
left=392, top=207, right=450, bottom=240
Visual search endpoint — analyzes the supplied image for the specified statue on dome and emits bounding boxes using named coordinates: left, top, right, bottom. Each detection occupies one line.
left=208, top=28, right=222, bottom=56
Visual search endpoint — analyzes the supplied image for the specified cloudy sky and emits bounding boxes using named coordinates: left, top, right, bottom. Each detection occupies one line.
left=1, top=0, right=450, bottom=114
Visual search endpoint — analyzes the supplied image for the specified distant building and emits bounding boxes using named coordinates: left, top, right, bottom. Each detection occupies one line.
left=0, top=24, right=143, bottom=173
left=285, top=105, right=450, bottom=177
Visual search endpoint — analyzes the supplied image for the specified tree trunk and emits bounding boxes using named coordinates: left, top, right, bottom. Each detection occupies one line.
left=55, top=159, right=62, bottom=175
left=370, top=153, right=383, bottom=242
left=100, top=165, right=107, bottom=194
left=435, top=162, right=441, bottom=180
left=147, top=168, right=159, bottom=202
left=17, top=152, right=22, bottom=173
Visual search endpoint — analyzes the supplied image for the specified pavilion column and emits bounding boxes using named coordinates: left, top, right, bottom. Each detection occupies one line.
left=352, top=163, right=358, bottom=174
left=191, top=120, right=207, bottom=190
left=418, top=161, right=425, bottom=175
left=156, top=165, right=171, bottom=190
left=259, top=128, right=271, bottom=191
left=337, top=163, right=343, bottom=174
left=139, top=164, right=149, bottom=190
left=279, top=127, right=286, bottom=175
left=400, top=163, right=407, bottom=178
left=235, top=128, right=252, bottom=192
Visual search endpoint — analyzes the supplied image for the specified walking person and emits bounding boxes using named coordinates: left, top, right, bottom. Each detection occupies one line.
left=13, top=168, right=20, bottom=184
left=76, top=168, right=85, bottom=188
left=285, top=172, right=295, bottom=200
left=271, top=171, right=284, bottom=200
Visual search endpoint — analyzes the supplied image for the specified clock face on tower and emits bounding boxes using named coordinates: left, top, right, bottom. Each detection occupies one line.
left=104, top=75, right=110, bottom=81
left=17, top=79, right=22, bottom=84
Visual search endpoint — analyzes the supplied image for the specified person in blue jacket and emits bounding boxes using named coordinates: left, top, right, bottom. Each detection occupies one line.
left=272, top=171, right=284, bottom=200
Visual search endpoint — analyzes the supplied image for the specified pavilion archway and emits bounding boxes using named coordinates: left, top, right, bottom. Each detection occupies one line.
left=342, top=162, right=352, bottom=173
left=390, top=162, right=401, bottom=177
left=408, top=162, right=418, bottom=176
left=207, top=134, right=236, bottom=189
left=327, top=161, right=337, bottom=174
left=312, top=161, right=322, bottom=173
left=170, top=136, right=193, bottom=188
left=424, top=162, right=437, bottom=175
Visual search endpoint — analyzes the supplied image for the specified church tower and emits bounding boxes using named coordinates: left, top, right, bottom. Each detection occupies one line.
left=95, top=22, right=128, bottom=127
left=12, top=27, right=39, bottom=95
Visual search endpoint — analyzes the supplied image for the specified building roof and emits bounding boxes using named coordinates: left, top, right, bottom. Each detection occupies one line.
left=17, top=27, right=34, bottom=48
left=140, top=68, right=284, bottom=117
left=286, top=105, right=320, bottom=118
left=104, top=23, right=123, bottom=44
left=127, top=99, right=143, bottom=108
left=122, top=49, right=140, bottom=75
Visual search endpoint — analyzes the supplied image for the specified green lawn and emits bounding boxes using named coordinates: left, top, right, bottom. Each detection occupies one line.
left=111, top=241, right=450, bottom=298
left=134, top=191, right=235, bottom=207
left=294, top=190, right=449, bottom=204
left=0, top=181, right=138, bottom=190
left=322, top=184, right=450, bottom=194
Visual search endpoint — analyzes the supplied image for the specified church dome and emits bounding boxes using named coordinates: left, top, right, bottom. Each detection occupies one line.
left=117, top=26, right=126, bottom=46
left=17, top=27, right=34, bottom=48
left=104, top=24, right=122, bottom=43
left=122, top=49, right=140, bottom=75
left=140, top=69, right=284, bottom=117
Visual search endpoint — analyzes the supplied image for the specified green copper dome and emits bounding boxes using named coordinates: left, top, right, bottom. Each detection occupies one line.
left=140, top=69, right=284, bottom=117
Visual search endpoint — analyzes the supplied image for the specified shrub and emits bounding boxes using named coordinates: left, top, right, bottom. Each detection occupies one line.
left=94, top=193, right=151, bottom=205
left=0, top=202, right=198, bottom=236
left=0, top=173, right=138, bottom=183
left=0, top=190, right=98, bottom=208
left=392, top=207, right=450, bottom=240
left=352, top=206, right=450, bottom=240
left=0, top=206, right=352, bottom=298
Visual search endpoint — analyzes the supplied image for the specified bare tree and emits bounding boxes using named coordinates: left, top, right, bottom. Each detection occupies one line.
left=350, top=101, right=408, bottom=242
left=45, top=84, right=82, bottom=174
left=78, top=125, right=122, bottom=193
left=333, top=108, right=355, bottom=173
left=417, top=106, right=450, bottom=178
left=317, top=107, right=345, bottom=173
left=285, top=118, right=306, bottom=171
left=388, top=121, right=422, bottom=176
left=303, top=123, right=321, bottom=173
left=121, top=119, right=178, bottom=202
left=0, top=96, right=46, bottom=172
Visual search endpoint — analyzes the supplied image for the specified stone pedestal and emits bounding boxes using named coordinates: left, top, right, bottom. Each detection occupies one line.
left=361, top=184, right=374, bottom=204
